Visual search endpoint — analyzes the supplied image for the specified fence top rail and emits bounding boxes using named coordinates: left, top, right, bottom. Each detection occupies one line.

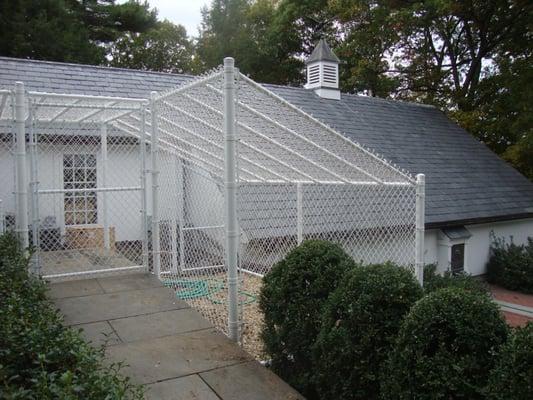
left=0, top=87, right=148, bottom=123
left=27, top=91, right=148, bottom=104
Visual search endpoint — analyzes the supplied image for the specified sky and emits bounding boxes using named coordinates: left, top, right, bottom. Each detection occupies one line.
left=143, top=0, right=211, bottom=37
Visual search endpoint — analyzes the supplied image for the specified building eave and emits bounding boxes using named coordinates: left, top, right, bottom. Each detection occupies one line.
left=426, top=212, right=533, bottom=230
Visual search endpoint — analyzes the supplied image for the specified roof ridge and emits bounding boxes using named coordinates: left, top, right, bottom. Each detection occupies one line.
left=0, top=56, right=196, bottom=79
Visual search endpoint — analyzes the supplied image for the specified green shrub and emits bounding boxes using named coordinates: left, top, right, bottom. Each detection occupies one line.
left=487, top=236, right=533, bottom=294
left=382, top=287, right=508, bottom=400
left=313, top=263, right=423, bottom=400
left=0, top=233, right=144, bottom=399
left=423, top=263, right=488, bottom=294
left=259, top=240, right=356, bottom=399
left=487, top=322, right=533, bottom=400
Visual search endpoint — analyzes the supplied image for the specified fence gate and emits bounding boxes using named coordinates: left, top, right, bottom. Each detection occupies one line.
left=1, top=85, right=151, bottom=280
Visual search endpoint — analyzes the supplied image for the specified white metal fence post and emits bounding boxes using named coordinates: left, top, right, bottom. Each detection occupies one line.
left=100, top=123, right=110, bottom=250
left=0, top=199, right=4, bottom=234
left=150, top=92, right=161, bottom=279
left=14, top=82, right=29, bottom=250
left=28, top=100, right=40, bottom=274
left=170, top=154, right=180, bottom=273
left=178, top=156, right=186, bottom=272
left=296, top=182, right=303, bottom=244
left=415, top=173, right=425, bottom=286
left=140, top=105, right=149, bottom=271
left=224, top=57, right=240, bottom=342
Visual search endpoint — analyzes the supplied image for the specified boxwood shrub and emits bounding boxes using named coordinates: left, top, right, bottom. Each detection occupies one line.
left=423, top=263, right=488, bottom=294
left=487, top=322, right=533, bottom=400
left=487, top=236, right=533, bottom=294
left=313, top=263, right=423, bottom=400
left=0, top=233, right=144, bottom=399
left=382, top=287, right=508, bottom=400
left=259, top=240, right=356, bottom=399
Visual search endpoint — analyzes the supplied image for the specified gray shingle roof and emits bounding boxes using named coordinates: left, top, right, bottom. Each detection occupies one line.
left=1, top=56, right=532, bottom=228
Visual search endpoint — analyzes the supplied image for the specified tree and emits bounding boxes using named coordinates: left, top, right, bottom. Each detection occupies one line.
left=109, top=20, right=194, bottom=73
left=453, top=55, right=533, bottom=179
left=196, top=0, right=302, bottom=84
left=0, top=0, right=101, bottom=63
left=393, top=0, right=531, bottom=112
left=0, top=0, right=157, bottom=64
left=196, top=0, right=256, bottom=72
left=331, top=0, right=400, bottom=96
left=73, top=0, right=157, bottom=44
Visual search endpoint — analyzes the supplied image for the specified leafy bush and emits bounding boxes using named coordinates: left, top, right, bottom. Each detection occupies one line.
left=382, top=287, right=508, bottom=400
left=487, top=236, right=533, bottom=294
left=259, top=240, right=356, bottom=399
left=487, top=322, right=533, bottom=399
left=423, top=263, right=488, bottom=294
left=0, top=233, right=144, bottom=399
left=313, top=263, right=423, bottom=400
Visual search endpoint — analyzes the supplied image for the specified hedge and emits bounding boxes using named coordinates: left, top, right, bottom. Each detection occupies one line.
left=313, top=263, right=423, bottom=400
left=423, top=263, right=488, bottom=294
left=382, top=287, right=508, bottom=400
left=0, top=233, right=144, bottom=399
left=259, top=240, right=356, bottom=399
left=487, top=236, right=533, bottom=294
left=487, top=322, right=533, bottom=400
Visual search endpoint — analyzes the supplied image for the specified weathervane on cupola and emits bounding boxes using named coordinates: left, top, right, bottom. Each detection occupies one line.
left=304, top=38, right=341, bottom=100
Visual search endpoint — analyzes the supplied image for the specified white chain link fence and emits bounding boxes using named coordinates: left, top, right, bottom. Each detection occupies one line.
left=0, top=62, right=422, bottom=356
left=148, top=64, right=419, bottom=354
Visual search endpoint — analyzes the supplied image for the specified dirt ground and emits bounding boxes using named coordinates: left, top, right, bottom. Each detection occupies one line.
left=165, top=271, right=266, bottom=360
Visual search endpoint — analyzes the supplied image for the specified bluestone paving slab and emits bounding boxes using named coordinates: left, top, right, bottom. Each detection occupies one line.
left=76, top=321, right=122, bottom=347
left=49, top=275, right=303, bottom=399
left=145, top=375, right=219, bottom=400
left=105, top=329, right=251, bottom=384
left=109, top=308, right=213, bottom=343
left=55, top=286, right=189, bottom=325
left=200, top=361, right=304, bottom=400
left=47, top=279, right=103, bottom=299
left=97, top=273, right=163, bottom=293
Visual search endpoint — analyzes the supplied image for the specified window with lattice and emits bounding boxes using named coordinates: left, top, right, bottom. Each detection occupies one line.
left=63, top=154, right=97, bottom=225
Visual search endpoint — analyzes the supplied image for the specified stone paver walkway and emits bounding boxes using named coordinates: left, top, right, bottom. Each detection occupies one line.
left=48, top=273, right=303, bottom=400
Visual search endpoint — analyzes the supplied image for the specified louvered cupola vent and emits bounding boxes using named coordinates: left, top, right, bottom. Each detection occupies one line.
left=308, top=64, right=320, bottom=85
left=304, top=39, right=341, bottom=100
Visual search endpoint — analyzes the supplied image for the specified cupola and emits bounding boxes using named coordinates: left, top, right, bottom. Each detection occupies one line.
left=304, top=39, right=341, bottom=100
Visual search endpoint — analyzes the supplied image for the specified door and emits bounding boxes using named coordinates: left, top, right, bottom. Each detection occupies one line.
left=451, top=243, right=465, bottom=274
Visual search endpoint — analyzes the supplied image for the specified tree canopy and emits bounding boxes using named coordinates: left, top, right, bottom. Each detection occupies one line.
left=0, top=0, right=157, bottom=64
left=108, top=20, right=194, bottom=73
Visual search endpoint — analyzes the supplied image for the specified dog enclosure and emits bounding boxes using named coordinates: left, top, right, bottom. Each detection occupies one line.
left=0, top=58, right=425, bottom=343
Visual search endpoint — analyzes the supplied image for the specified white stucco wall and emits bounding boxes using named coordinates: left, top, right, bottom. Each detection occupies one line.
left=423, top=229, right=439, bottom=268
left=0, top=143, right=146, bottom=242
left=424, top=218, right=533, bottom=276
